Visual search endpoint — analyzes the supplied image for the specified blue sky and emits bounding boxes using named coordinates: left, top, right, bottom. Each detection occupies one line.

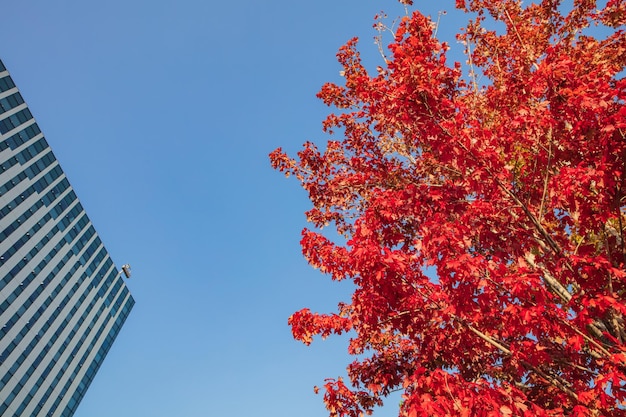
left=1, top=2, right=468, bottom=416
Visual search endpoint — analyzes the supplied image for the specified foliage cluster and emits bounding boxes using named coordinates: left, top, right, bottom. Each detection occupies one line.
left=271, top=1, right=626, bottom=415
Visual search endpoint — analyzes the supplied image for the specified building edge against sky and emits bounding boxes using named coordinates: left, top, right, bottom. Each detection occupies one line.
left=0, top=58, right=134, bottom=417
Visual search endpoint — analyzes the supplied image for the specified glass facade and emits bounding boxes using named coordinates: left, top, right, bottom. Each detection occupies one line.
left=0, top=59, right=134, bottom=417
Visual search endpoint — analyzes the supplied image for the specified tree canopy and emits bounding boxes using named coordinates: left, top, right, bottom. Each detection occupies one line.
left=270, top=1, right=626, bottom=415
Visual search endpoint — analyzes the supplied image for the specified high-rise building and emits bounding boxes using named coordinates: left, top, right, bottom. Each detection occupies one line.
left=0, top=59, right=135, bottom=417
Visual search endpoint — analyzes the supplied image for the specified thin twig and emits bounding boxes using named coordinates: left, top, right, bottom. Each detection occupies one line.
left=503, top=8, right=539, bottom=71
left=538, top=129, right=553, bottom=222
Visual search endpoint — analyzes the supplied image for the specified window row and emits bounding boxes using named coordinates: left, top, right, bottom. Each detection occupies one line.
left=0, top=225, right=97, bottom=367
left=0, top=75, right=16, bottom=94
left=0, top=169, right=65, bottom=228
left=0, top=213, right=89, bottom=343
left=85, top=246, right=109, bottom=285
left=0, top=197, right=83, bottom=284
left=58, top=291, right=133, bottom=417
left=0, top=176, right=72, bottom=246
left=0, top=108, right=33, bottom=135
left=58, top=313, right=126, bottom=417
left=0, top=217, right=90, bottom=332
left=20, top=138, right=51, bottom=169
left=93, top=262, right=117, bottom=298
left=17, top=262, right=117, bottom=417
left=0, top=136, right=50, bottom=177
left=0, top=92, right=24, bottom=115
left=7, top=289, right=101, bottom=416
left=1, top=243, right=114, bottom=415
left=0, top=196, right=78, bottom=308
left=0, top=259, right=121, bottom=417
left=80, top=237, right=103, bottom=271
left=54, top=306, right=128, bottom=417
left=110, top=285, right=132, bottom=318
left=0, top=150, right=57, bottom=202
left=0, top=122, right=41, bottom=154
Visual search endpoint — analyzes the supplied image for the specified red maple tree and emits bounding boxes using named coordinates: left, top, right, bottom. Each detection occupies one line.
left=270, top=0, right=626, bottom=415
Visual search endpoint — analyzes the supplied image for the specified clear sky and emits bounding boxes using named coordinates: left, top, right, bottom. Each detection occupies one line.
left=1, top=2, right=467, bottom=416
